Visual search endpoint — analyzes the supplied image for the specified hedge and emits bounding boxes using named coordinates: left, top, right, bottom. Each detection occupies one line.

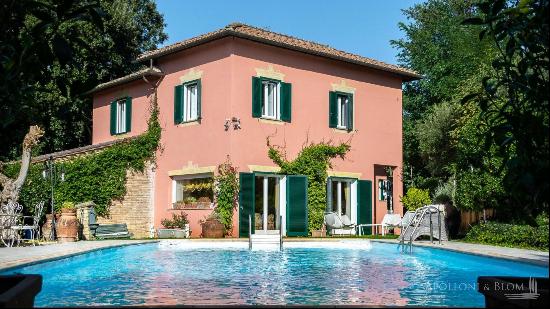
left=464, top=220, right=549, bottom=250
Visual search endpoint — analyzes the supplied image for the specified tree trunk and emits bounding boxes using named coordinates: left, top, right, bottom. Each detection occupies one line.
left=0, top=126, right=44, bottom=205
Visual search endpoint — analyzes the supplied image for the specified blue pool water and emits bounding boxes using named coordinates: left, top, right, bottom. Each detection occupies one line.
left=2, top=241, right=548, bottom=307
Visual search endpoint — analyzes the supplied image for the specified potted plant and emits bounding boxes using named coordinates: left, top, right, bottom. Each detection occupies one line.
left=200, top=212, right=225, bottom=238
left=158, top=211, right=190, bottom=238
left=56, top=202, right=79, bottom=242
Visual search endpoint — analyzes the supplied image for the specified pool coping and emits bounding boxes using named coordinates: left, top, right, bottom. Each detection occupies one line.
left=0, top=240, right=158, bottom=272
left=1, top=238, right=547, bottom=272
left=369, top=239, right=549, bottom=267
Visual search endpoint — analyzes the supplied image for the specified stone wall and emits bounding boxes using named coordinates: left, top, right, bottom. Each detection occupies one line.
left=94, top=163, right=155, bottom=238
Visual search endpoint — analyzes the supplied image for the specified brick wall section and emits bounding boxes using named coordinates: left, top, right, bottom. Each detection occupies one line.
left=95, top=163, right=155, bottom=238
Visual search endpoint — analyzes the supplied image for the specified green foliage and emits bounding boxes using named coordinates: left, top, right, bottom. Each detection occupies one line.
left=401, top=188, right=432, bottom=211
left=463, top=0, right=549, bottom=218
left=1, top=98, right=161, bottom=217
left=161, top=212, right=189, bottom=229
left=464, top=218, right=549, bottom=251
left=0, top=0, right=167, bottom=160
left=61, top=201, right=75, bottom=210
left=214, top=157, right=239, bottom=234
left=268, top=139, right=351, bottom=233
left=433, top=179, right=454, bottom=205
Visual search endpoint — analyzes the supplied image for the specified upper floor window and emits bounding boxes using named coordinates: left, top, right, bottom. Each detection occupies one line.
left=262, top=80, right=280, bottom=119
left=110, top=97, right=132, bottom=135
left=329, top=91, right=353, bottom=131
left=174, top=79, right=201, bottom=124
left=252, top=76, right=292, bottom=122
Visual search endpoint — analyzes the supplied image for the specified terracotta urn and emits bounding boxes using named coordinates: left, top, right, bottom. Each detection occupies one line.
left=201, top=218, right=225, bottom=238
left=56, top=209, right=79, bottom=242
left=41, top=214, right=60, bottom=241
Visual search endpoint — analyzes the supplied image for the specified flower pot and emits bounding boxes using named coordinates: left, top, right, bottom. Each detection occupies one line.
left=201, top=219, right=225, bottom=238
left=311, top=230, right=326, bottom=237
left=56, top=209, right=79, bottom=242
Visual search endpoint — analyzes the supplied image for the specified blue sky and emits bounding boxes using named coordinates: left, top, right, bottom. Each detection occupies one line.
left=155, top=0, right=425, bottom=65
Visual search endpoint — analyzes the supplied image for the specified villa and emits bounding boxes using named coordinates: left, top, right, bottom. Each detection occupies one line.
left=86, top=23, right=420, bottom=238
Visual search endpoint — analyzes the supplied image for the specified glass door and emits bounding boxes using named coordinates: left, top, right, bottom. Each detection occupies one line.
left=254, top=175, right=281, bottom=231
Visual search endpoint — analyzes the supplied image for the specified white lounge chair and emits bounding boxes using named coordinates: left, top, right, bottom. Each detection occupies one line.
left=324, top=212, right=355, bottom=236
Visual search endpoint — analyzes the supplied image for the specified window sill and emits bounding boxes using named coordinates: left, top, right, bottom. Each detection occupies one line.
left=177, top=120, right=200, bottom=127
left=112, top=132, right=130, bottom=138
left=259, top=118, right=285, bottom=125
left=332, top=127, right=354, bottom=134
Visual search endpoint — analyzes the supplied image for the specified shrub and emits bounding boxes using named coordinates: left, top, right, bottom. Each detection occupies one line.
left=464, top=221, right=549, bottom=250
left=161, top=212, right=189, bottom=229
left=61, top=201, right=75, bottom=210
left=401, top=188, right=432, bottom=211
left=433, top=180, right=454, bottom=205
left=214, top=157, right=239, bottom=234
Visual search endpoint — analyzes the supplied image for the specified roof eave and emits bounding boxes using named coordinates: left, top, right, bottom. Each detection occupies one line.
left=136, top=30, right=421, bottom=81
left=84, top=69, right=165, bottom=96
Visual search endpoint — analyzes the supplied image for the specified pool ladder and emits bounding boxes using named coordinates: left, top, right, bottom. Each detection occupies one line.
left=398, top=205, right=443, bottom=253
left=248, top=215, right=283, bottom=251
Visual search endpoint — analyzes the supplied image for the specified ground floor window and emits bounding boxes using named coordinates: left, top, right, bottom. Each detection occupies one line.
left=173, top=174, right=214, bottom=209
left=329, top=179, right=352, bottom=217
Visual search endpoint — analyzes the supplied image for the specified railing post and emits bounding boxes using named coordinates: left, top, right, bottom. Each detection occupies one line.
left=429, top=211, right=433, bottom=244
left=438, top=208, right=442, bottom=244
left=279, top=215, right=283, bottom=251
left=248, top=214, right=252, bottom=250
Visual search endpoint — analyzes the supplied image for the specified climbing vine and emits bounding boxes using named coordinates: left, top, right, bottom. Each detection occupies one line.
left=267, top=138, right=350, bottom=233
left=1, top=95, right=161, bottom=216
left=214, top=156, right=239, bottom=234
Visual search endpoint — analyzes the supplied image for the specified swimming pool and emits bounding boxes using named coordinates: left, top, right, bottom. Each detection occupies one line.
left=2, top=241, right=548, bottom=307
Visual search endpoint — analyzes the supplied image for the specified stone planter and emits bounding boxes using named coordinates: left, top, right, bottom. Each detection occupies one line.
left=201, top=219, right=225, bottom=238
left=56, top=209, right=79, bottom=242
left=158, top=225, right=190, bottom=238
left=311, top=230, right=326, bottom=237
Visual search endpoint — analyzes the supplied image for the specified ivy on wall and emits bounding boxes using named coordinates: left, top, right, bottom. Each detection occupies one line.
left=267, top=139, right=350, bottom=233
left=1, top=96, right=161, bottom=217
left=214, top=157, right=239, bottom=234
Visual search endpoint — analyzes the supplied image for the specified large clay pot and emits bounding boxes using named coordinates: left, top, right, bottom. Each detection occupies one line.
left=56, top=209, right=79, bottom=242
left=41, top=214, right=60, bottom=241
left=201, top=219, right=225, bottom=238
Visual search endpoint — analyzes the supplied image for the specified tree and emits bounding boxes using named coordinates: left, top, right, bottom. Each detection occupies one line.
left=463, top=0, right=549, bottom=219
left=0, top=0, right=167, bottom=160
left=0, top=126, right=44, bottom=205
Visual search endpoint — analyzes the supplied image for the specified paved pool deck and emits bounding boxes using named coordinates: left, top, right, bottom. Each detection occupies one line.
left=0, top=238, right=548, bottom=272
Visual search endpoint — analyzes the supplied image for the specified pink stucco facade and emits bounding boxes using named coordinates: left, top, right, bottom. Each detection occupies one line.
left=92, top=36, right=406, bottom=237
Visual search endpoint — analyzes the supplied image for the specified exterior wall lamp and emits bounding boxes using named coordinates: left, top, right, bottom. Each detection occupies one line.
left=225, top=117, right=241, bottom=131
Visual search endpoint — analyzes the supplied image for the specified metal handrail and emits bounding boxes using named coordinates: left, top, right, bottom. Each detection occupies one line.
left=401, top=205, right=443, bottom=253
left=248, top=214, right=252, bottom=250
left=279, top=215, right=283, bottom=251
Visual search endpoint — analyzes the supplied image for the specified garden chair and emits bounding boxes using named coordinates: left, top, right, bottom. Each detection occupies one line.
left=0, top=202, right=23, bottom=247
left=324, top=212, right=355, bottom=236
left=11, top=201, right=45, bottom=246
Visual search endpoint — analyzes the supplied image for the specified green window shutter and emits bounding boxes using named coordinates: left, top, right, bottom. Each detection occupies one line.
left=252, top=77, right=262, bottom=118
left=196, top=79, right=202, bottom=120
left=326, top=177, right=332, bottom=212
left=286, top=175, right=308, bottom=236
left=239, top=172, right=255, bottom=237
left=357, top=180, right=373, bottom=235
left=174, top=85, right=183, bottom=124
left=125, top=97, right=132, bottom=133
left=329, top=91, right=337, bottom=128
left=110, top=100, right=117, bottom=135
left=280, top=82, right=292, bottom=122
left=347, top=94, right=353, bottom=131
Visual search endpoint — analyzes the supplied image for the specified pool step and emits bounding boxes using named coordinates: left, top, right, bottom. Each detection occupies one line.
left=250, top=232, right=281, bottom=250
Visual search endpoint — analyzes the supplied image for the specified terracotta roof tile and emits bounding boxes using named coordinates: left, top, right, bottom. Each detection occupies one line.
left=85, top=66, right=164, bottom=94
left=137, top=23, right=420, bottom=80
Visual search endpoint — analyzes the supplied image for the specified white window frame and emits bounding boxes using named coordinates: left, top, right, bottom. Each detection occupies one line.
left=183, top=82, right=199, bottom=122
left=378, top=179, right=387, bottom=201
left=171, top=173, right=214, bottom=207
left=336, top=94, right=349, bottom=129
left=115, top=99, right=127, bottom=134
left=261, top=80, right=280, bottom=120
